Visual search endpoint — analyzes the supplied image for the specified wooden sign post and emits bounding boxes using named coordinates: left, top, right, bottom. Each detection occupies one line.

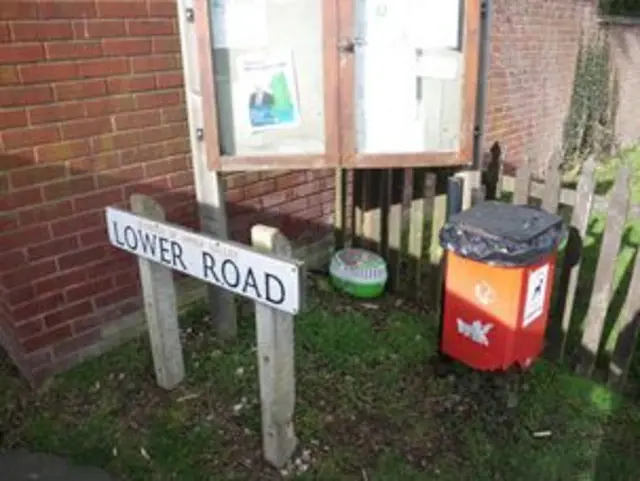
left=105, top=196, right=304, bottom=469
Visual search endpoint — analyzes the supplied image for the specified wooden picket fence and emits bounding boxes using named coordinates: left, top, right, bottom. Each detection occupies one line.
left=337, top=154, right=640, bottom=389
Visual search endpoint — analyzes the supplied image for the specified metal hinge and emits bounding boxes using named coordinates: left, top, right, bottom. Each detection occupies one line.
left=480, top=0, right=488, bottom=16
left=185, top=8, right=195, bottom=23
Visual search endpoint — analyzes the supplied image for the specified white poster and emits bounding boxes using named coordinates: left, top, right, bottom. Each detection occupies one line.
left=236, top=51, right=301, bottom=132
left=354, top=0, right=422, bottom=153
left=211, top=0, right=268, bottom=49
left=523, top=264, right=550, bottom=328
left=411, top=0, right=462, bottom=50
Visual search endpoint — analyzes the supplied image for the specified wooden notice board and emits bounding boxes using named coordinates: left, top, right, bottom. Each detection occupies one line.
left=194, top=0, right=479, bottom=171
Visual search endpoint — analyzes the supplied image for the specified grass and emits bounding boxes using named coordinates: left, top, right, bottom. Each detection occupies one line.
left=2, top=280, right=640, bottom=480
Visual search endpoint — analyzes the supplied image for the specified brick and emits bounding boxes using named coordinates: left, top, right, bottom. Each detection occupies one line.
left=44, top=301, right=94, bottom=329
left=94, top=284, right=138, bottom=309
left=78, top=226, right=109, bottom=247
left=168, top=171, right=194, bottom=189
left=145, top=156, right=188, bottom=178
left=85, top=95, right=135, bottom=117
left=43, top=175, right=96, bottom=202
left=16, top=320, right=45, bottom=339
left=0, top=108, right=27, bottom=130
left=155, top=71, right=183, bottom=89
left=91, top=131, right=140, bottom=153
left=0, top=85, right=53, bottom=107
left=276, top=172, right=308, bottom=190
left=102, top=38, right=152, bottom=57
left=12, top=21, right=74, bottom=41
left=2, top=260, right=57, bottom=289
left=79, top=58, right=129, bottom=78
left=34, top=269, right=86, bottom=296
left=128, top=19, right=174, bottom=36
left=140, top=125, right=177, bottom=144
left=96, top=164, right=144, bottom=188
left=58, top=245, right=109, bottom=272
left=51, top=210, right=103, bottom=238
left=68, top=152, right=121, bottom=174
left=0, top=187, right=44, bottom=212
left=162, top=105, right=187, bottom=123
left=0, top=43, right=44, bottom=64
left=19, top=200, right=74, bottom=227
left=72, top=187, right=124, bottom=213
left=245, top=179, right=276, bottom=199
left=113, top=110, right=162, bottom=130
left=35, top=140, right=91, bottom=163
left=0, top=2, right=39, bottom=20
left=152, top=37, right=180, bottom=54
left=14, top=292, right=65, bottom=322
left=0, top=23, right=8, bottom=41
left=148, top=1, right=177, bottom=17
left=0, top=65, right=19, bottom=86
left=2, top=125, right=60, bottom=151
left=53, top=328, right=101, bottom=358
left=10, top=164, right=68, bottom=189
left=7, top=284, right=35, bottom=307
left=23, top=324, right=72, bottom=353
left=132, top=55, right=180, bottom=73
left=66, top=277, right=114, bottom=304
left=107, top=75, right=155, bottom=94
left=120, top=142, right=165, bottom=165
left=28, top=236, right=79, bottom=262
left=164, top=138, right=190, bottom=157
left=46, top=41, right=102, bottom=60
left=39, top=1, right=97, bottom=19
left=19, top=62, right=78, bottom=84
left=60, top=117, right=112, bottom=141
left=29, top=102, right=86, bottom=125
left=55, top=78, right=107, bottom=102
left=97, top=0, right=149, bottom=17
left=82, top=19, right=127, bottom=38
left=0, top=212, right=19, bottom=232
left=135, top=90, right=181, bottom=110
left=124, top=178, right=170, bottom=198
left=0, top=249, right=25, bottom=271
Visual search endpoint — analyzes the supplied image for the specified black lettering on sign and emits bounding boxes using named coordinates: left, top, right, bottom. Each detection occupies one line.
left=159, top=237, right=171, bottom=265
left=123, top=225, right=138, bottom=251
left=221, top=259, right=240, bottom=288
left=265, top=273, right=285, bottom=305
left=139, top=230, right=157, bottom=256
left=242, top=267, right=261, bottom=299
left=202, top=252, right=221, bottom=283
left=170, top=241, right=187, bottom=271
left=113, top=221, right=126, bottom=248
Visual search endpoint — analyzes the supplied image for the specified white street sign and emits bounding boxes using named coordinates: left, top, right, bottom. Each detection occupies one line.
left=106, top=207, right=303, bottom=315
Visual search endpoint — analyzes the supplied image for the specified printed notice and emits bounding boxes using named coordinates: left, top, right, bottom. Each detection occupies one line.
left=410, top=0, right=462, bottom=50
left=237, top=51, right=300, bottom=132
left=211, top=0, right=268, bottom=49
left=523, top=264, right=550, bottom=327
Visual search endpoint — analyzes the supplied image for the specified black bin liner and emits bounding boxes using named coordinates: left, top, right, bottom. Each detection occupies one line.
left=439, top=201, right=567, bottom=267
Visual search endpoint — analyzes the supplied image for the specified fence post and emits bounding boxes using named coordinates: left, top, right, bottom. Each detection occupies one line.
left=130, top=194, right=185, bottom=390
left=541, top=148, right=563, bottom=213
left=251, top=225, right=298, bottom=469
left=577, top=165, right=631, bottom=377
left=513, top=157, right=531, bottom=205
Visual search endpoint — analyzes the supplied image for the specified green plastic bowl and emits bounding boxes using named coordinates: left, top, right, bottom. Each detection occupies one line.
left=329, top=248, right=388, bottom=299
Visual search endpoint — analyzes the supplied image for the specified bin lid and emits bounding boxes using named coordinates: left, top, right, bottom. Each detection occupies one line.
left=439, top=201, right=566, bottom=266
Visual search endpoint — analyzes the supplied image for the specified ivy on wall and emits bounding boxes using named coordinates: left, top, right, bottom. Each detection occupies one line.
left=600, top=0, right=640, bottom=16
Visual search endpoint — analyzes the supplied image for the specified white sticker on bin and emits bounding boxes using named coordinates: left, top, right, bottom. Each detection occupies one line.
left=523, top=263, right=550, bottom=328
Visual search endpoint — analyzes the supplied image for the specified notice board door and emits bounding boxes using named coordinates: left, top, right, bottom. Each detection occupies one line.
left=338, top=0, right=479, bottom=169
left=197, top=0, right=340, bottom=171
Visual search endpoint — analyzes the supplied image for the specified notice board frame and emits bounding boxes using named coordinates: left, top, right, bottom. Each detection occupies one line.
left=193, top=0, right=480, bottom=171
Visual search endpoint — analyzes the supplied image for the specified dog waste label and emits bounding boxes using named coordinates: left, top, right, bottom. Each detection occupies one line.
left=523, top=263, right=550, bottom=327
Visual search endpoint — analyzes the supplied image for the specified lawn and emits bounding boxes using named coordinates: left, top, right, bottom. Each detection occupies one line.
left=2, top=276, right=640, bottom=480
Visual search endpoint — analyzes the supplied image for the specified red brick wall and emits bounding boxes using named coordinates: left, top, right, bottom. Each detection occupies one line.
left=484, top=0, right=598, bottom=174
left=0, top=0, right=334, bottom=383
left=603, top=17, right=640, bottom=148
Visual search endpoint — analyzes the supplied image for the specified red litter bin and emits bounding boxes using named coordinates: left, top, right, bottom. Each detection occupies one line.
left=438, top=201, right=566, bottom=371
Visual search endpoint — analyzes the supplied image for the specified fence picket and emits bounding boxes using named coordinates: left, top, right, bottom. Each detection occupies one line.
left=577, top=165, right=631, bottom=377
left=541, top=148, right=563, bottom=213
left=549, top=156, right=597, bottom=361
left=513, top=157, right=532, bottom=205
left=387, top=169, right=404, bottom=291
left=408, top=170, right=435, bottom=299
left=608, top=251, right=640, bottom=389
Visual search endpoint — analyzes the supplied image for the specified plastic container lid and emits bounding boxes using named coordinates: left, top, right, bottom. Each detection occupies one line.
left=439, top=201, right=566, bottom=266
